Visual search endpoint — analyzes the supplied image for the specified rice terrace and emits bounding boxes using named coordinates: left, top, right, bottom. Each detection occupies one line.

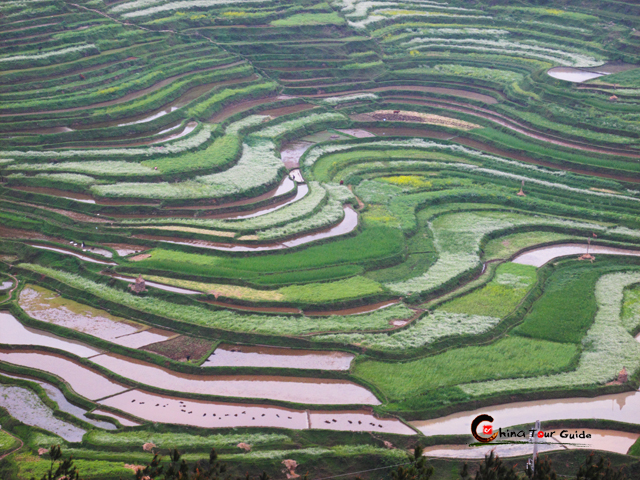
left=1, top=0, right=640, bottom=478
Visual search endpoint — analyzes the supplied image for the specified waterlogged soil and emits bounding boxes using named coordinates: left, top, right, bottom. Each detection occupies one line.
left=0, top=311, right=100, bottom=358
left=365, top=127, right=455, bottom=140
left=0, top=350, right=129, bottom=400
left=28, top=245, right=116, bottom=265
left=304, top=299, right=399, bottom=317
left=141, top=206, right=358, bottom=252
left=90, top=409, right=141, bottom=427
left=1, top=200, right=109, bottom=223
left=19, top=285, right=172, bottom=347
left=100, top=389, right=309, bottom=430
left=337, top=129, right=375, bottom=138
left=309, top=411, right=416, bottom=435
left=141, top=335, right=213, bottom=362
left=547, top=67, right=604, bottom=83
left=1, top=372, right=116, bottom=430
left=100, top=389, right=411, bottom=434
left=227, top=183, right=308, bottom=220
left=280, top=141, right=315, bottom=169
left=90, top=353, right=380, bottom=405
left=0, top=226, right=64, bottom=243
left=512, top=243, right=640, bottom=267
left=207, top=96, right=280, bottom=123
left=0, top=384, right=86, bottom=442
left=411, top=390, right=640, bottom=437
left=204, top=344, right=354, bottom=370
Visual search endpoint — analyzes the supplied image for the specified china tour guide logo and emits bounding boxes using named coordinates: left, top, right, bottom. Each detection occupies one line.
left=471, top=414, right=498, bottom=443
left=470, top=414, right=593, bottom=447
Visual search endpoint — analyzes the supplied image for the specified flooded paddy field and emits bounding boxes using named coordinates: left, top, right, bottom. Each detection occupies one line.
left=19, top=285, right=174, bottom=348
left=90, top=353, right=380, bottom=405
left=1, top=372, right=116, bottom=430
left=512, top=243, right=640, bottom=267
left=204, top=344, right=354, bottom=370
left=0, top=350, right=130, bottom=401
left=0, top=384, right=86, bottom=442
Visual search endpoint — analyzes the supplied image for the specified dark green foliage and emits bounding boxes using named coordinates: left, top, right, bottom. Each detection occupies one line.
left=575, top=454, right=627, bottom=480
left=32, top=445, right=80, bottom=480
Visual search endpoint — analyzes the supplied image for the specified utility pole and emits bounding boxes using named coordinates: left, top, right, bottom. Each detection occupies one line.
left=531, top=420, right=540, bottom=473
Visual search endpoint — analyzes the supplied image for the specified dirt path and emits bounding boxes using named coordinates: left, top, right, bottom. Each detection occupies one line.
left=0, top=429, right=24, bottom=462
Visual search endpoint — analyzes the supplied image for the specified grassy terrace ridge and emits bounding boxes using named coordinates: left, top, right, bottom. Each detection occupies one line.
left=1, top=0, right=640, bottom=477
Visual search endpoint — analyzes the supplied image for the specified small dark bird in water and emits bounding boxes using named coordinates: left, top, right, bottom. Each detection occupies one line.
left=261, top=414, right=265, bottom=417
left=288, top=416, right=292, bottom=419
left=325, top=421, right=330, bottom=424
left=213, top=414, right=216, bottom=416
left=276, top=414, right=279, bottom=418
left=242, top=411, right=246, bottom=414
left=358, top=421, right=362, bottom=424
left=203, top=414, right=206, bottom=417
left=188, top=411, right=192, bottom=414
left=225, top=414, right=229, bottom=416
left=348, top=420, right=352, bottom=424
left=140, top=402, right=144, bottom=404
left=156, top=404, right=159, bottom=407
left=332, top=419, right=337, bottom=423
left=378, top=425, right=383, bottom=428
left=252, top=417, right=255, bottom=420
left=131, top=399, right=136, bottom=403
left=234, top=414, right=237, bottom=417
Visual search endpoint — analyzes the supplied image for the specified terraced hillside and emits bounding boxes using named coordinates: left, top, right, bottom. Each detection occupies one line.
left=2, top=0, right=640, bottom=478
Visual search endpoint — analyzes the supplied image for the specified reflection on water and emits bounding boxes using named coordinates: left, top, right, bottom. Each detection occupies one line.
left=90, top=353, right=380, bottom=405
left=100, top=389, right=412, bottom=434
left=0, top=350, right=129, bottom=400
left=0, top=311, right=100, bottom=358
left=91, top=408, right=141, bottom=427
left=19, top=285, right=173, bottom=347
left=204, top=344, right=354, bottom=370
left=29, top=245, right=116, bottom=265
left=547, top=67, right=605, bottom=82
left=1, top=372, right=116, bottom=430
left=157, top=206, right=358, bottom=252
left=512, top=243, right=640, bottom=267
left=280, top=141, right=315, bottom=169
left=411, top=390, right=640, bottom=437
left=0, top=384, right=86, bottom=442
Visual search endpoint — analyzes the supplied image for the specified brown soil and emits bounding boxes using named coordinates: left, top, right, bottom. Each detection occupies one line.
left=0, top=226, right=62, bottom=243
left=141, top=335, right=214, bottom=362
left=3, top=200, right=109, bottom=223
left=259, top=103, right=316, bottom=117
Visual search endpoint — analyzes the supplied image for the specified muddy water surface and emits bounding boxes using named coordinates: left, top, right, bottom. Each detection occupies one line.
left=12, top=186, right=96, bottom=203
left=1, top=372, right=116, bottom=430
left=19, top=285, right=172, bottom=347
left=304, top=299, right=399, bottom=317
left=280, top=141, right=315, bottom=169
left=100, top=389, right=412, bottom=434
left=513, top=243, right=640, bottom=267
left=100, top=389, right=309, bottom=429
left=0, top=350, right=129, bottom=400
left=204, top=344, right=354, bottom=370
left=411, top=390, right=640, bottom=437
left=0, top=311, right=100, bottom=358
left=90, top=353, right=380, bottom=405
left=153, top=206, right=358, bottom=252
left=91, top=408, right=141, bottom=427
left=0, top=385, right=87, bottom=442
left=309, top=410, right=416, bottom=435
left=547, top=67, right=605, bottom=82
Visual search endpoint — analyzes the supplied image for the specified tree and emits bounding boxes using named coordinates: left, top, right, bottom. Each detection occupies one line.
left=32, top=445, right=81, bottom=480
left=471, top=451, right=519, bottom=480
left=391, top=445, right=434, bottom=480
left=134, top=448, right=270, bottom=480
left=576, top=453, right=627, bottom=480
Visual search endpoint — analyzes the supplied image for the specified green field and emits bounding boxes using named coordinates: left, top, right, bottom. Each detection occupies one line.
left=1, top=0, right=640, bottom=476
